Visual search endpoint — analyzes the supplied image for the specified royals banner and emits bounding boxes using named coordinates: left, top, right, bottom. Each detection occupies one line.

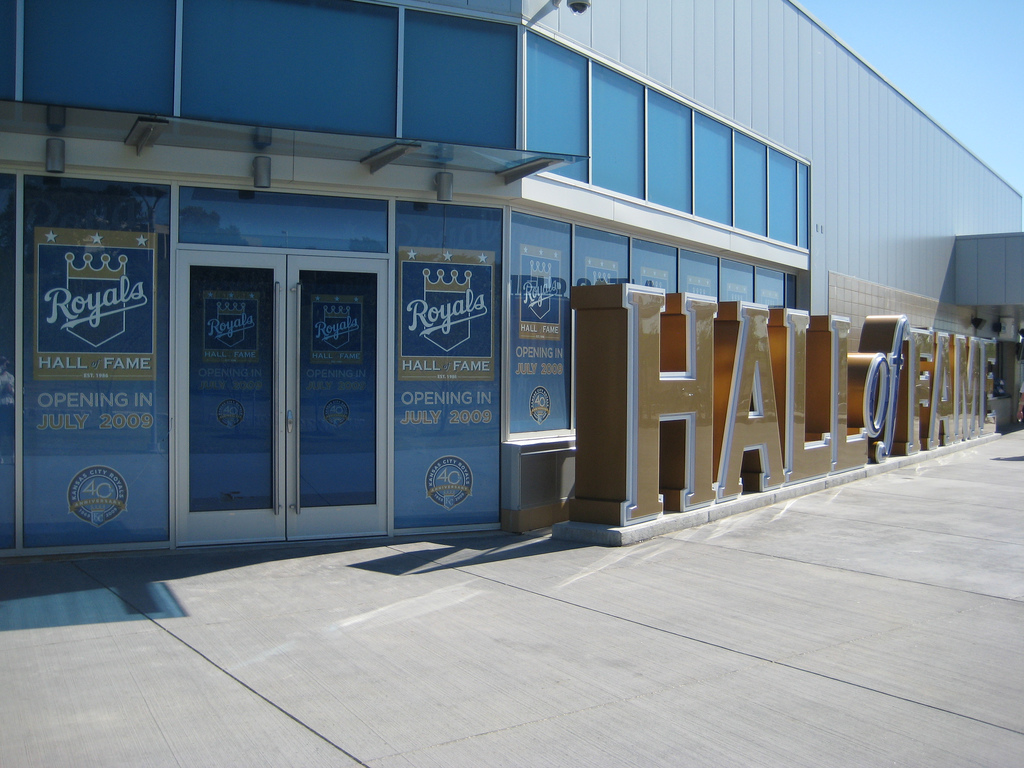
left=34, top=228, right=156, bottom=381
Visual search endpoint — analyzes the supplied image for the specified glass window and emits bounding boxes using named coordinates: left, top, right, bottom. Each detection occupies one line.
left=0, top=0, right=15, bottom=101
left=394, top=203, right=502, bottom=529
left=769, top=149, right=798, bottom=245
left=526, top=34, right=588, bottom=182
left=734, top=134, right=767, bottom=237
left=510, top=213, right=571, bottom=434
left=0, top=174, right=13, bottom=549
left=24, top=0, right=175, bottom=114
left=22, top=177, right=171, bottom=548
left=694, top=114, right=733, bottom=226
left=798, top=162, right=810, bottom=249
left=720, top=259, right=754, bottom=302
left=179, top=188, right=388, bottom=252
left=755, top=267, right=786, bottom=307
left=631, top=240, right=677, bottom=292
left=404, top=11, right=516, bottom=148
left=182, top=0, right=397, bottom=136
left=647, top=92, right=692, bottom=213
left=575, top=227, right=628, bottom=286
left=592, top=65, right=644, bottom=199
left=679, top=249, right=718, bottom=298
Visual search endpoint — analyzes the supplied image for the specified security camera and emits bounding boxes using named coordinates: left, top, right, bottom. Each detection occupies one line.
left=568, top=0, right=591, bottom=14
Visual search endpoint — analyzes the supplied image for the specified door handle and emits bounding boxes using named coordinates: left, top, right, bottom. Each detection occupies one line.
left=287, top=409, right=294, bottom=433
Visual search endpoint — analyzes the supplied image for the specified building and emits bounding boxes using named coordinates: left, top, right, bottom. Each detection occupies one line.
left=0, top=0, right=1020, bottom=554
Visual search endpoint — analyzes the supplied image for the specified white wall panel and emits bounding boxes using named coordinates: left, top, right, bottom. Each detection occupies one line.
left=714, top=0, right=734, bottom=116
left=592, top=0, right=622, bottom=64
left=782, top=3, right=799, bottom=149
left=648, top=0, right=674, bottom=85
left=619, top=0, right=648, bottom=74
left=670, top=0, right=695, bottom=98
left=732, top=0, right=752, bottom=128
left=693, top=0, right=716, bottom=107
left=749, top=0, right=770, bottom=136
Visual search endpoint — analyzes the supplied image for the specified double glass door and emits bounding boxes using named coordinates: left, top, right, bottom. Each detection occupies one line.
left=175, top=252, right=387, bottom=544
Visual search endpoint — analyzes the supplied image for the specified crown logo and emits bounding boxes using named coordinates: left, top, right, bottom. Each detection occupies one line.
left=216, top=301, right=247, bottom=313
left=325, top=305, right=351, bottom=317
left=530, top=260, right=552, bottom=277
left=424, top=268, right=471, bottom=292
left=66, top=252, right=127, bottom=280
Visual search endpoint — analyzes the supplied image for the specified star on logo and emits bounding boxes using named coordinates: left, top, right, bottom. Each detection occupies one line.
left=45, top=231, right=57, bottom=243
left=136, top=235, right=148, bottom=246
left=477, top=253, right=488, bottom=263
left=443, top=251, right=453, bottom=261
left=90, top=233, right=103, bottom=244
left=407, top=250, right=417, bottom=260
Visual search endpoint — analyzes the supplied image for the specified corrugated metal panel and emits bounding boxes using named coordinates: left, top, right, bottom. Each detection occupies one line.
left=593, top=0, right=622, bottom=63
left=954, top=239, right=978, bottom=306
left=732, top=0, right=752, bottom=128
left=976, top=237, right=1006, bottom=305
left=693, top=0, right=715, bottom=107
left=1007, top=237, right=1024, bottom=305
left=671, top=0, right=695, bottom=97
left=619, top=0, right=648, bottom=73
left=714, top=0, right=734, bottom=116
left=648, top=0, right=674, bottom=85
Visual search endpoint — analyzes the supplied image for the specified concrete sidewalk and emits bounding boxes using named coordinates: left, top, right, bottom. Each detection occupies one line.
left=2, top=433, right=1023, bottom=766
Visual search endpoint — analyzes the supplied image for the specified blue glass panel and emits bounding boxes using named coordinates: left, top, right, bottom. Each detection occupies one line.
left=769, top=149, right=798, bottom=245
left=574, top=227, right=628, bottom=286
left=647, top=92, right=692, bottom=213
left=22, top=177, right=171, bottom=547
left=694, top=114, right=733, bottom=226
left=394, top=203, right=502, bottom=528
left=510, top=213, right=571, bottom=434
left=0, top=0, right=15, bottom=100
left=755, top=267, right=786, bottom=308
left=0, top=175, right=13, bottom=549
left=404, top=12, right=516, bottom=148
left=798, top=163, right=810, bottom=249
left=526, top=34, right=588, bottom=182
left=189, top=267, right=274, bottom=512
left=679, top=250, right=718, bottom=298
left=720, top=259, right=754, bottom=302
left=786, top=273, right=798, bottom=308
left=592, top=65, right=644, bottom=199
left=300, top=269, right=377, bottom=506
left=179, top=188, right=388, bottom=252
left=734, top=134, right=767, bottom=236
left=24, top=0, right=175, bottom=114
left=631, top=240, right=677, bottom=292
left=182, top=0, right=397, bottom=136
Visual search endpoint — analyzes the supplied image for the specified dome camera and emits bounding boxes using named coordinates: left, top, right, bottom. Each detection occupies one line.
left=568, top=0, right=591, bottom=14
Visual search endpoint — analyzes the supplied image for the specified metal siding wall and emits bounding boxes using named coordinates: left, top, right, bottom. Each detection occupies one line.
left=619, top=0, right=648, bottom=73
left=649, top=0, right=674, bottom=85
left=671, top=0, right=695, bottom=98
left=954, top=239, right=978, bottom=305
left=976, top=238, right=1006, bottom=306
left=749, top=0, right=769, bottom=136
left=733, top=0, right=752, bottom=128
left=1007, top=237, right=1024, bottom=305
left=714, top=0, right=734, bottom=116
left=693, top=0, right=715, bottom=107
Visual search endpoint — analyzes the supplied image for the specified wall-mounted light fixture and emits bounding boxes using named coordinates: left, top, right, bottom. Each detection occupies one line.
left=970, top=317, right=985, bottom=331
left=253, top=156, right=271, bottom=188
left=45, top=138, right=65, bottom=173
left=435, top=171, right=453, bottom=202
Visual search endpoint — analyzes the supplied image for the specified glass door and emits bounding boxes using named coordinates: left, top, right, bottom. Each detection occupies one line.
left=175, top=251, right=387, bottom=545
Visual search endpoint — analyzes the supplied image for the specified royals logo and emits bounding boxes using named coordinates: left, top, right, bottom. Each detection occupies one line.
left=68, top=465, right=128, bottom=527
left=399, top=248, right=495, bottom=381
left=35, top=229, right=157, bottom=380
left=311, top=295, right=363, bottom=363
left=425, top=455, right=473, bottom=509
left=202, top=291, right=260, bottom=362
left=408, top=267, right=485, bottom=353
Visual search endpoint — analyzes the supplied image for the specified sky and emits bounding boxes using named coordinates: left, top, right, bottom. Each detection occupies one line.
left=796, top=0, right=1024, bottom=220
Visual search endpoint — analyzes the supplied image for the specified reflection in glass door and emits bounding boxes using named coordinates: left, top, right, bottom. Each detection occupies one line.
left=176, top=252, right=387, bottom=545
